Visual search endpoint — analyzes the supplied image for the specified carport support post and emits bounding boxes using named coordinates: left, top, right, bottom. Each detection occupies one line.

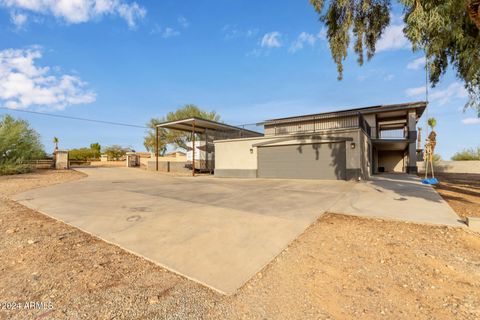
left=192, top=120, right=195, bottom=176
left=155, top=126, right=159, bottom=171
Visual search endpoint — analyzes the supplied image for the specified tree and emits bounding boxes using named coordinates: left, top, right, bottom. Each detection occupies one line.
left=68, top=148, right=96, bottom=161
left=309, top=0, right=480, bottom=115
left=90, top=142, right=101, bottom=159
left=427, top=117, right=437, bottom=154
left=144, top=104, right=221, bottom=152
left=102, top=145, right=133, bottom=160
left=53, top=137, right=59, bottom=151
left=0, top=115, right=45, bottom=174
left=451, top=146, right=480, bottom=160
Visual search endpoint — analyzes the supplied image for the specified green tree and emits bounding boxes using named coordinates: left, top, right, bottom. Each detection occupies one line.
left=102, top=145, right=133, bottom=160
left=0, top=115, right=45, bottom=174
left=144, top=104, right=221, bottom=152
left=68, top=148, right=96, bottom=161
left=90, top=142, right=101, bottom=159
left=427, top=117, right=437, bottom=131
left=451, top=146, right=480, bottom=160
left=309, top=0, right=480, bottom=115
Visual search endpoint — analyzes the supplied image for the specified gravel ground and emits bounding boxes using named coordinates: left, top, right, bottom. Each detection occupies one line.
left=1, top=170, right=479, bottom=319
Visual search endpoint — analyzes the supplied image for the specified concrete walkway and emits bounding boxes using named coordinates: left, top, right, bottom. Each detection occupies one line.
left=13, top=169, right=462, bottom=294
left=331, top=173, right=463, bottom=227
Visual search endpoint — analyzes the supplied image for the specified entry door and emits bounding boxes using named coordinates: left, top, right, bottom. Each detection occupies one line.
left=257, top=142, right=346, bottom=180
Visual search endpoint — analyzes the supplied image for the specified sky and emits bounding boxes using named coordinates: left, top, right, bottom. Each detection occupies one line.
left=0, top=0, right=478, bottom=159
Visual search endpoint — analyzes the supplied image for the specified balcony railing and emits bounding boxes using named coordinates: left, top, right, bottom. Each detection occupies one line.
left=379, top=129, right=407, bottom=139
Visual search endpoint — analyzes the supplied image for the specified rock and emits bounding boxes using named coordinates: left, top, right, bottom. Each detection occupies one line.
left=27, top=239, right=38, bottom=244
left=6, top=229, right=15, bottom=234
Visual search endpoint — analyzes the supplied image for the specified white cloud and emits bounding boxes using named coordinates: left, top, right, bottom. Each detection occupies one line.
left=161, top=27, right=180, bottom=38
left=0, top=0, right=146, bottom=28
left=462, top=117, right=480, bottom=125
left=261, top=31, right=282, bottom=48
left=289, top=32, right=316, bottom=53
left=376, top=24, right=410, bottom=52
left=407, top=57, right=425, bottom=70
left=405, top=85, right=426, bottom=97
left=10, top=11, right=27, bottom=29
left=222, top=25, right=258, bottom=40
left=178, top=16, right=189, bottom=28
left=0, top=48, right=96, bottom=110
left=405, top=82, right=468, bottom=106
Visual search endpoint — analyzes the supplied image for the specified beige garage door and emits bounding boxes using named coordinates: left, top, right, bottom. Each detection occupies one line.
left=257, top=142, right=346, bottom=180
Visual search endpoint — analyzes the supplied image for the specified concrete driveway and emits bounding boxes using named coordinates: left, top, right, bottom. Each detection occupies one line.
left=14, top=167, right=353, bottom=294
left=14, top=168, right=461, bottom=294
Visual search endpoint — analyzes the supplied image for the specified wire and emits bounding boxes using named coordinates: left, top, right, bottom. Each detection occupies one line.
left=0, top=106, right=148, bottom=129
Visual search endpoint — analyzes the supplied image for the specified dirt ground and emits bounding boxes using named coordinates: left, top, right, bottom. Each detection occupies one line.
left=433, top=173, right=480, bottom=219
left=1, top=170, right=479, bottom=319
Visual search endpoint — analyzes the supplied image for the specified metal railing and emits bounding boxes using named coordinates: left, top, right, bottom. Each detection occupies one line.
left=379, top=129, right=407, bottom=139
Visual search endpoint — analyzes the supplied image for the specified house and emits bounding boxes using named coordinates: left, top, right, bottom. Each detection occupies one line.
left=165, top=151, right=186, bottom=158
left=214, top=101, right=426, bottom=180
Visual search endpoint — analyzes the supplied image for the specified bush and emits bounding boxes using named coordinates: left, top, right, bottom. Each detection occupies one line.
left=0, top=163, right=35, bottom=175
left=451, top=147, right=480, bottom=161
left=68, top=148, right=97, bottom=161
left=0, top=115, right=45, bottom=167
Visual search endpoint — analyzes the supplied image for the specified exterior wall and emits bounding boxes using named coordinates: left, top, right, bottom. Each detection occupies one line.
left=406, top=110, right=418, bottom=173
left=359, top=130, right=372, bottom=179
left=264, top=115, right=359, bottom=136
left=378, top=150, right=405, bottom=173
left=363, top=114, right=376, bottom=138
left=214, top=128, right=367, bottom=180
left=417, top=161, right=480, bottom=174
left=146, top=160, right=191, bottom=173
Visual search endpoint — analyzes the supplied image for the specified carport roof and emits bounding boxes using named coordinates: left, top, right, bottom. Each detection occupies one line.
left=156, top=117, right=262, bottom=136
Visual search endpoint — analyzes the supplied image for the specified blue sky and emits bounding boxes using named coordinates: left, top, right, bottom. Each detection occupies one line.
left=0, top=0, right=478, bottom=159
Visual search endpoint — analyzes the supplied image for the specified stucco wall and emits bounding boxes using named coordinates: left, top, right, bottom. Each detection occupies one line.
left=214, top=128, right=366, bottom=179
left=378, top=150, right=405, bottom=173
left=417, top=161, right=480, bottom=174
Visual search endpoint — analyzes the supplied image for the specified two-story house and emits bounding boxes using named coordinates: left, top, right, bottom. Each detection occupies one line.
left=214, top=101, right=426, bottom=180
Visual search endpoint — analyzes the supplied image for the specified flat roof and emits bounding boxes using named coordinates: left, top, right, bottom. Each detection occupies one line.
left=156, top=117, right=263, bottom=136
left=264, top=101, right=427, bottom=124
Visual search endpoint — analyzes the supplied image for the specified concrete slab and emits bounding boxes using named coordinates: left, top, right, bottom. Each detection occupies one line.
left=14, top=167, right=353, bottom=294
left=14, top=169, right=462, bottom=294
left=331, top=174, right=463, bottom=227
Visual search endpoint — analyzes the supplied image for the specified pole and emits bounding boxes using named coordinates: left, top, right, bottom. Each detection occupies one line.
left=155, top=126, right=159, bottom=171
left=192, top=120, right=195, bottom=177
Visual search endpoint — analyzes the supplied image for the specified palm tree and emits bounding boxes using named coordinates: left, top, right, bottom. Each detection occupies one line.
left=427, top=117, right=437, bottom=155
left=53, top=137, right=59, bottom=151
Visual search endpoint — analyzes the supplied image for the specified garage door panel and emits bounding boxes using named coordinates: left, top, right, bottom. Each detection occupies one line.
left=258, top=143, right=346, bottom=180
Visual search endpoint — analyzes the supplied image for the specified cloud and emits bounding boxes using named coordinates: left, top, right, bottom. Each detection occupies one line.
left=161, top=27, right=180, bottom=38
left=376, top=24, right=410, bottom=52
left=178, top=16, right=189, bottom=28
left=261, top=32, right=282, bottom=48
left=0, top=48, right=96, bottom=110
left=10, top=11, right=27, bottom=29
left=0, top=0, right=146, bottom=28
left=407, top=57, right=425, bottom=70
left=405, top=82, right=468, bottom=106
left=462, top=117, right=480, bottom=125
left=405, top=85, right=426, bottom=97
left=289, top=32, right=316, bottom=53
left=222, top=25, right=258, bottom=40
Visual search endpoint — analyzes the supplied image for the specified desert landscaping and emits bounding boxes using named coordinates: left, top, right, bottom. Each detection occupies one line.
left=1, top=169, right=479, bottom=319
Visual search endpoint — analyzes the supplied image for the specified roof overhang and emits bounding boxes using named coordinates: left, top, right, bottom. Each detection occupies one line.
left=263, top=101, right=427, bottom=125
left=372, top=139, right=408, bottom=151
left=156, top=117, right=262, bottom=136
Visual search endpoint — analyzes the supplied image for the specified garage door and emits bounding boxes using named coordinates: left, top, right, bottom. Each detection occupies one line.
left=257, top=142, right=346, bottom=180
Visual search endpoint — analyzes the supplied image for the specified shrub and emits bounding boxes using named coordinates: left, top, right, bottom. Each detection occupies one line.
left=451, top=147, right=480, bottom=161
left=0, top=163, right=35, bottom=175
left=0, top=115, right=45, bottom=167
left=68, top=148, right=97, bottom=161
